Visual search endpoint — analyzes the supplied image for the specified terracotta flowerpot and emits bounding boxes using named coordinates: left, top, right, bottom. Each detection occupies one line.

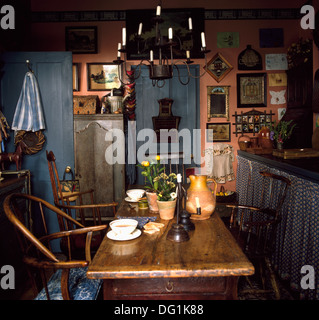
left=186, top=175, right=217, bottom=220
left=157, top=199, right=176, bottom=220
left=146, top=191, right=159, bottom=213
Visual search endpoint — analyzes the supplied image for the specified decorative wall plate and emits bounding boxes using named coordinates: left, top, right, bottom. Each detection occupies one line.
left=204, top=53, right=233, bottom=82
left=238, top=45, right=262, bottom=70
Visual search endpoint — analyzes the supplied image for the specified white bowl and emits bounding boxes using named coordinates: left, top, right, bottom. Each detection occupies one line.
left=110, top=219, right=138, bottom=236
left=126, top=189, right=145, bottom=201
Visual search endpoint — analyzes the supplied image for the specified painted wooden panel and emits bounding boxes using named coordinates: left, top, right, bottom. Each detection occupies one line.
left=133, top=65, right=200, bottom=184
left=0, top=51, right=73, bottom=239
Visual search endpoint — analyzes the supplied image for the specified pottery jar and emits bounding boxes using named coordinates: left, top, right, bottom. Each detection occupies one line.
left=186, top=175, right=217, bottom=220
left=146, top=191, right=159, bottom=213
left=157, top=199, right=177, bottom=220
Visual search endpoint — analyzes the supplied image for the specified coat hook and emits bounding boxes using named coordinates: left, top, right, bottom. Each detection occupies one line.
left=26, top=60, right=34, bottom=73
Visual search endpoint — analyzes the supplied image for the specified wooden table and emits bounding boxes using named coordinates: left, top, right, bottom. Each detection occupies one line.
left=87, top=201, right=254, bottom=300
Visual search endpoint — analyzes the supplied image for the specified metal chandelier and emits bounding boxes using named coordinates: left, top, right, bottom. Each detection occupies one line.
left=113, top=3, right=210, bottom=88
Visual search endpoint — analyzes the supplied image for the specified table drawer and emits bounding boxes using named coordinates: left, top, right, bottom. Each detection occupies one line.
left=111, top=277, right=227, bottom=295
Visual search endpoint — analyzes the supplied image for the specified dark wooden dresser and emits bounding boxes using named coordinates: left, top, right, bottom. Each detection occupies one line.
left=0, top=171, right=30, bottom=300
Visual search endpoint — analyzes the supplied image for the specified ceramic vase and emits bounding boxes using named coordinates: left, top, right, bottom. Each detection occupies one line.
left=277, top=141, right=283, bottom=150
left=157, top=199, right=176, bottom=220
left=186, top=175, right=217, bottom=220
left=146, top=191, right=159, bottom=213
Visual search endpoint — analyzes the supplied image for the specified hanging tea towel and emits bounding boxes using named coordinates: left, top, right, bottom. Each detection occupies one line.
left=204, top=143, right=235, bottom=183
left=12, top=72, right=46, bottom=132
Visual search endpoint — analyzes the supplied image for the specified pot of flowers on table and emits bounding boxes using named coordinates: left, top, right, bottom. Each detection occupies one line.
left=137, top=155, right=163, bottom=213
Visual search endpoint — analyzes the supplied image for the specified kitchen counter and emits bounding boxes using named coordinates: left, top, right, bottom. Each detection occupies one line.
left=238, top=150, right=319, bottom=183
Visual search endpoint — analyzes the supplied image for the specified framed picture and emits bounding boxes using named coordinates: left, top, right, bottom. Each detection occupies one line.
left=237, top=73, right=267, bottom=108
left=72, top=63, right=80, bottom=91
left=232, top=109, right=274, bottom=137
left=206, top=123, right=231, bottom=142
left=204, top=53, right=233, bottom=83
left=65, top=26, right=97, bottom=54
left=207, top=86, right=230, bottom=121
left=87, top=63, right=121, bottom=91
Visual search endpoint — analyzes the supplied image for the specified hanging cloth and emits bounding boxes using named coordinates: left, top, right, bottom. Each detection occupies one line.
left=12, top=72, right=46, bottom=132
left=204, top=143, right=235, bottom=183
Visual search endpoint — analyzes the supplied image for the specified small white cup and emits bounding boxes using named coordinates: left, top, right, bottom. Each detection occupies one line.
left=110, top=219, right=138, bottom=236
left=126, top=189, right=145, bottom=202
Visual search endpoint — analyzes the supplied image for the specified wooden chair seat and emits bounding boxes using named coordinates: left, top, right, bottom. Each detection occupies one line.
left=34, top=267, right=101, bottom=300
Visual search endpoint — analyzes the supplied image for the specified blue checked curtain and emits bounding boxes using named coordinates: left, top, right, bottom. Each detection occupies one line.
left=12, top=72, right=46, bottom=132
left=236, top=155, right=319, bottom=300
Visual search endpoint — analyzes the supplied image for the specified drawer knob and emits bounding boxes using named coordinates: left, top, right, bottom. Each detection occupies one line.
left=165, top=281, right=174, bottom=292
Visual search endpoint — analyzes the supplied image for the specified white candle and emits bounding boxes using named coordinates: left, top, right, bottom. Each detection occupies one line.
left=156, top=5, right=161, bottom=16
left=138, top=23, right=143, bottom=35
left=186, top=50, right=190, bottom=59
left=117, top=43, right=121, bottom=57
left=122, top=27, right=126, bottom=46
left=195, top=197, right=200, bottom=208
left=201, top=32, right=206, bottom=48
left=150, top=50, right=153, bottom=62
left=177, top=173, right=182, bottom=183
left=188, top=17, right=193, bottom=30
left=168, top=27, right=173, bottom=40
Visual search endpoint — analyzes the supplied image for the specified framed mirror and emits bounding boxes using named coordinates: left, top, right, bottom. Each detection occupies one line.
left=207, top=86, right=230, bottom=121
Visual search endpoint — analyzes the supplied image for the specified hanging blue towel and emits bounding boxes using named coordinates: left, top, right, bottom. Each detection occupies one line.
left=12, top=72, right=46, bottom=132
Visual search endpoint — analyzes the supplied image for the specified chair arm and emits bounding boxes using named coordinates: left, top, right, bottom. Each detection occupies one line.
left=226, top=204, right=260, bottom=211
left=57, top=202, right=118, bottom=210
left=61, top=189, right=95, bottom=200
left=23, top=256, right=89, bottom=269
left=39, top=224, right=107, bottom=243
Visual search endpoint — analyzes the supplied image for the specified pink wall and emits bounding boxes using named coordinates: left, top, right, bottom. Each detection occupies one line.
left=30, top=0, right=315, bottom=191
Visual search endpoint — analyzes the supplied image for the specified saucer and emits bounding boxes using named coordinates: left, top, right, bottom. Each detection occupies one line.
left=125, top=196, right=141, bottom=203
left=107, top=229, right=142, bottom=241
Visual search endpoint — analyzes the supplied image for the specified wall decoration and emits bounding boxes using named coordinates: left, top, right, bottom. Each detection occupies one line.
left=232, top=109, right=275, bottom=137
left=278, top=108, right=286, bottom=120
left=125, top=8, right=204, bottom=60
left=237, top=73, right=267, bottom=108
left=152, top=98, right=181, bottom=143
left=72, top=63, right=80, bottom=91
left=207, top=86, right=230, bottom=121
left=259, top=28, right=284, bottom=48
left=217, top=32, right=239, bottom=48
left=238, top=45, right=262, bottom=70
left=205, top=53, right=233, bottom=83
left=270, top=90, right=286, bottom=105
left=87, top=63, right=121, bottom=91
left=314, top=11, right=319, bottom=50
left=265, top=54, right=288, bottom=70
left=206, top=123, right=231, bottom=142
left=65, top=26, right=97, bottom=54
left=268, top=73, right=287, bottom=86
left=313, top=69, right=319, bottom=113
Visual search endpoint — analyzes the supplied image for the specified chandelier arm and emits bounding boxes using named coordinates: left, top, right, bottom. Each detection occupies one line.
left=188, top=53, right=209, bottom=79
left=172, top=60, right=191, bottom=85
left=119, top=59, right=152, bottom=85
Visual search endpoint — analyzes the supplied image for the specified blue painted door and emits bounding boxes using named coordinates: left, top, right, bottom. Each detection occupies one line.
left=133, top=64, right=200, bottom=184
left=0, top=52, right=73, bottom=236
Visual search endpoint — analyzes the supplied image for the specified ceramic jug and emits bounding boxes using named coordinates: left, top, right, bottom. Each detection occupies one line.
left=186, top=175, right=217, bottom=220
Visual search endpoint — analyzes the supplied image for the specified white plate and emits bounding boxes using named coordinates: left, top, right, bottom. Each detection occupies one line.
left=125, top=196, right=141, bottom=203
left=107, top=229, right=142, bottom=241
